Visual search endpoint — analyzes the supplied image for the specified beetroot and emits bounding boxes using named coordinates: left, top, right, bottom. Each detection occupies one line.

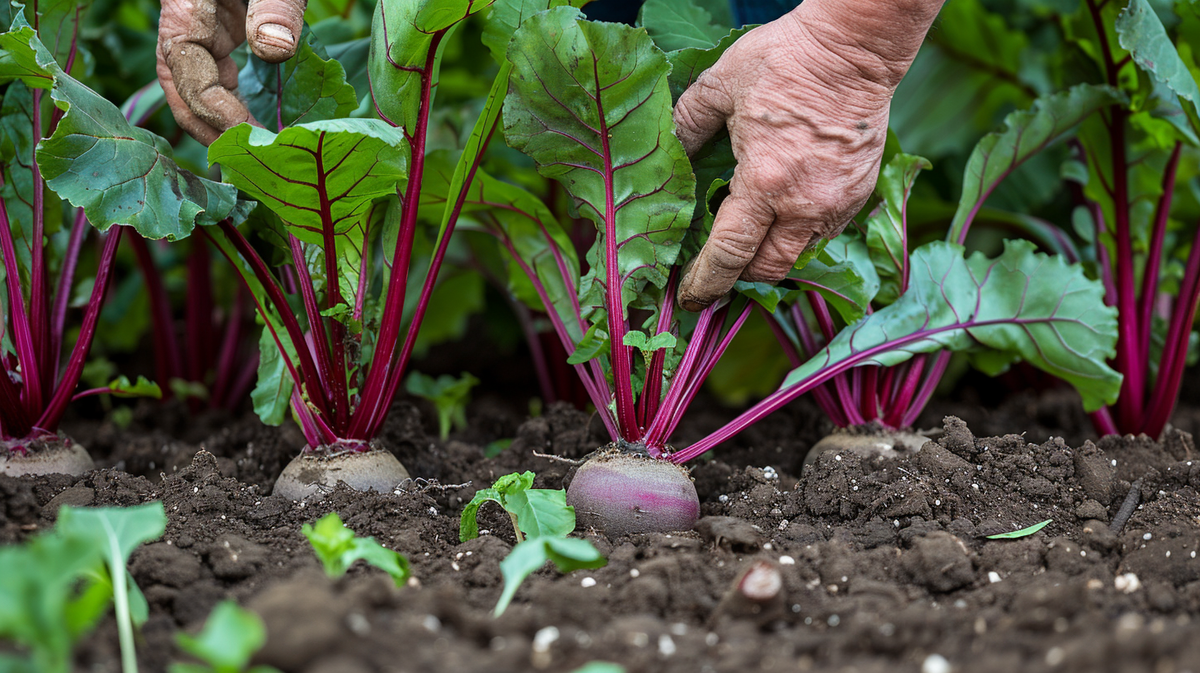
left=567, top=448, right=699, bottom=536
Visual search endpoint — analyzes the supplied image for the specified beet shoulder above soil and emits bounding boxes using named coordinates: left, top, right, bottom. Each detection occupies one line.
left=5, top=396, right=1200, bottom=673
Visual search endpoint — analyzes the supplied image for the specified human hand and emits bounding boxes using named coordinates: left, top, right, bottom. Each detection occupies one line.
left=673, top=0, right=943, bottom=311
left=156, top=0, right=308, bottom=145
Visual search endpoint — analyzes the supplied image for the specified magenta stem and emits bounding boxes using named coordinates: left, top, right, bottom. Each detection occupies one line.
left=49, top=208, right=88, bottom=380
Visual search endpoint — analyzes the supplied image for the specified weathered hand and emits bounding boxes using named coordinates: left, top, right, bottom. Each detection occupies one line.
left=673, top=0, right=943, bottom=311
left=157, top=0, right=308, bottom=145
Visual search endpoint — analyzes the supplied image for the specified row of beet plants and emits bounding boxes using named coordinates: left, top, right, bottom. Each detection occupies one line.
left=0, top=0, right=1194, bottom=537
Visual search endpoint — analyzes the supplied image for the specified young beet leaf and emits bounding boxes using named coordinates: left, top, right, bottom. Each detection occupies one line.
left=204, top=0, right=559, bottom=498
left=171, top=601, right=279, bottom=673
left=405, top=371, right=479, bottom=440
left=0, top=13, right=232, bottom=475
left=489, top=10, right=1121, bottom=534
left=302, top=512, right=411, bottom=585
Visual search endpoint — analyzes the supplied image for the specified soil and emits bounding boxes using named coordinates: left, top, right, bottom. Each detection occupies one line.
left=6, top=383, right=1200, bottom=673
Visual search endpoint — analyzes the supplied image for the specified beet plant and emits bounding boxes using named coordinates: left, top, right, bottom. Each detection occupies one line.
left=481, top=7, right=1123, bottom=535
left=763, top=85, right=1126, bottom=454
left=198, top=0, right=571, bottom=498
left=0, top=7, right=238, bottom=475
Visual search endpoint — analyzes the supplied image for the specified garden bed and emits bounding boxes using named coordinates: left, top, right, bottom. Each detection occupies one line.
left=4, top=388, right=1200, bottom=673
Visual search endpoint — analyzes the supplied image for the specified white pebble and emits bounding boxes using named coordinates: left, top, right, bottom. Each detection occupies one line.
left=658, top=634, right=676, bottom=657
left=1115, top=573, right=1141, bottom=594
left=532, top=626, right=560, bottom=652
left=923, top=652, right=952, bottom=673
left=1143, top=532, right=1153, bottom=541
left=581, top=577, right=597, bottom=588
left=988, top=571, right=1001, bottom=583
left=779, top=555, right=795, bottom=565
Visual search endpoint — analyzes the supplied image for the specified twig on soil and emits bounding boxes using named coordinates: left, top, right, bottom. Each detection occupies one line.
left=1109, top=478, right=1143, bottom=535
left=531, top=450, right=585, bottom=465
left=395, top=478, right=472, bottom=493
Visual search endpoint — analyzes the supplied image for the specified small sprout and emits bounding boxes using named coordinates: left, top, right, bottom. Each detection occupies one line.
left=570, top=663, right=627, bottom=673
left=302, top=513, right=410, bottom=585
left=169, top=378, right=210, bottom=401
left=986, top=519, right=1052, bottom=539
left=405, top=371, right=480, bottom=440
left=483, top=438, right=513, bottom=458
left=566, top=323, right=609, bottom=365
left=495, top=536, right=606, bottom=616
left=170, top=601, right=279, bottom=673
left=105, top=375, right=163, bottom=399
left=460, top=471, right=575, bottom=543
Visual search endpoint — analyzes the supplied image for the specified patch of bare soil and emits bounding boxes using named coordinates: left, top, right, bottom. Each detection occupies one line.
left=6, top=392, right=1200, bottom=673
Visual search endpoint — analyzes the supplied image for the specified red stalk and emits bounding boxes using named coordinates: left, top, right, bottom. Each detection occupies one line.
left=186, top=238, right=216, bottom=385
left=312, top=131, right=351, bottom=427
left=0, top=179, right=43, bottom=419
left=1136, top=142, right=1182, bottom=378
left=287, top=235, right=336, bottom=410
left=130, top=235, right=184, bottom=391
left=30, top=88, right=50, bottom=401
left=49, top=209, right=88, bottom=379
left=1141, top=222, right=1200, bottom=435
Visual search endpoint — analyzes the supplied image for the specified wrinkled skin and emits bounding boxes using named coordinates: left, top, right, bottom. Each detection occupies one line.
left=157, top=0, right=308, bottom=145
left=674, top=0, right=945, bottom=311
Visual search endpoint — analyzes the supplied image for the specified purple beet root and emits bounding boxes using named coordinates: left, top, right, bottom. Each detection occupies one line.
left=567, top=448, right=699, bottom=536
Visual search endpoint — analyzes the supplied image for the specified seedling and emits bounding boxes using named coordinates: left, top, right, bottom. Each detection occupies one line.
left=483, top=6, right=1120, bottom=535
left=405, top=371, right=479, bottom=440
left=170, top=601, right=279, bottom=673
left=460, top=471, right=575, bottom=543
left=302, top=512, right=411, bottom=585
left=986, top=519, right=1053, bottom=540
left=460, top=471, right=606, bottom=616
left=0, top=502, right=166, bottom=673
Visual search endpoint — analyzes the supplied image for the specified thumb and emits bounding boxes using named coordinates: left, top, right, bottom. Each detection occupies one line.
left=677, top=188, right=774, bottom=312
left=247, top=0, right=308, bottom=63
left=673, top=71, right=732, bottom=156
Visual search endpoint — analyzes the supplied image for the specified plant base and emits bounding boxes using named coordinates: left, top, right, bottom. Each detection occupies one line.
left=274, top=448, right=410, bottom=500
left=567, top=445, right=700, bottom=536
left=0, top=438, right=94, bottom=477
left=803, top=425, right=933, bottom=472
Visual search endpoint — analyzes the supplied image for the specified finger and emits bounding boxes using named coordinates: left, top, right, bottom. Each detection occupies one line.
left=677, top=186, right=775, bottom=312
left=157, top=60, right=223, bottom=145
left=741, top=218, right=815, bottom=283
left=164, top=44, right=254, bottom=141
left=673, top=70, right=732, bottom=156
left=247, top=0, right=308, bottom=63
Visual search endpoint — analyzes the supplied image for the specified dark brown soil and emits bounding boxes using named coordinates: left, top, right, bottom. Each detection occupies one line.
left=6, top=388, right=1200, bottom=673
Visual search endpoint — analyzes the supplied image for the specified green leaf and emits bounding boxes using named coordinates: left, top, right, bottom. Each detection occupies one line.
left=503, top=7, right=695, bottom=312
left=404, top=371, right=479, bottom=440
left=494, top=536, right=606, bottom=616
left=459, top=488, right=503, bottom=542
left=105, top=375, right=163, bottom=399
left=0, top=23, right=239, bottom=240
left=504, top=489, right=576, bottom=539
left=208, top=119, right=407, bottom=249
left=639, top=0, right=727, bottom=51
left=821, top=231, right=881, bottom=306
left=482, top=0, right=589, bottom=65
left=948, top=84, right=1122, bottom=244
left=22, top=0, right=93, bottom=72
left=1117, top=0, right=1200, bottom=137
left=569, top=664, right=626, bottom=673
left=986, top=519, right=1053, bottom=539
left=622, top=330, right=677, bottom=353
left=369, top=0, right=497, bottom=136
left=567, top=322, right=610, bottom=365
left=250, top=322, right=296, bottom=427
left=171, top=601, right=277, bottom=673
left=302, top=513, right=411, bottom=585
left=239, top=28, right=358, bottom=128
left=780, top=240, right=1122, bottom=412
left=865, top=153, right=931, bottom=305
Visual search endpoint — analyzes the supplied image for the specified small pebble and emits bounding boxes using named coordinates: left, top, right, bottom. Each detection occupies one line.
left=922, top=654, right=951, bottom=673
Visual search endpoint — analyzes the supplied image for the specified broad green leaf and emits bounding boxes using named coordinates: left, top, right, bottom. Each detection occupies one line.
left=105, top=375, right=162, bottom=399
left=504, top=488, right=575, bottom=539
left=302, top=513, right=411, bottom=585
left=947, top=84, right=1122, bottom=244
left=822, top=231, right=880, bottom=304
left=250, top=324, right=294, bottom=426
left=239, top=29, right=358, bottom=129
left=1117, top=0, right=1200, bottom=136
left=368, top=0, right=497, bottom=135
left=0, top=531, right=103, bottom=673
left=866, top=153, right=931, bottom=305
left=22, top=0, right=93, bottom=71
left=0, top=80, right=37, bottom=272
left=504, top=7, right=695, bottom=311
left=493, top=471, right=536, bottom=496
left=781, top=240, right=1122, bottom=413
left=734, top=256, right=871, bottom=325
left=482, top=0, right=589, bottom=65
left=986, top=519, right=1053, bottom=539
left=172, top=601, right=277, bottom=673
left=639, top=0, right=726, bottom=51
left=208, top=120, right=407, bottom=249
left=494, top=536, right=606, bottom=616
left=0, top=24, right=56, bottom=87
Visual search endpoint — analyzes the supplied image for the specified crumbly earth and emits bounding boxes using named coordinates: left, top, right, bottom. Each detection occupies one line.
left=5, top=389, right=1200, bottom=673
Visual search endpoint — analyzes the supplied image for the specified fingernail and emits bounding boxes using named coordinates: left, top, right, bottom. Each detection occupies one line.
left=257, top=23, right=294, bottom=49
